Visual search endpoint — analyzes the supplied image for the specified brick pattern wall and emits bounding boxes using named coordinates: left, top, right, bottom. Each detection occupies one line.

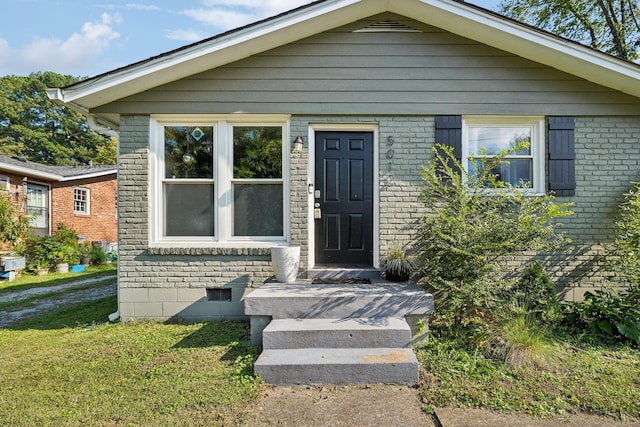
left=51, top=177, right=117, bottom=243
left=0, top=171, right=117, bottom=243
left=118, top=114, right=640, bottom=320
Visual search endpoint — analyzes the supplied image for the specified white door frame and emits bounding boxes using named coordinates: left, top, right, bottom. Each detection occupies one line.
left=307, top=123, right=380, bottom=269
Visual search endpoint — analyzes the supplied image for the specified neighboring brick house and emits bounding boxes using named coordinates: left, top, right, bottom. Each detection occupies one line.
left=48, top=0, right=640, bottom=322
left=0, top=155, right=117, bottom=243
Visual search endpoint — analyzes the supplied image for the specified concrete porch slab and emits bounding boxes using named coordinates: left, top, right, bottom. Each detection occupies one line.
left=244, top=280, right=434, bottom=320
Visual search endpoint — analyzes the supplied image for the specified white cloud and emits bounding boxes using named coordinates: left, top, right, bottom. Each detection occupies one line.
left=179, top=0, right=311, bottom=32
left=0, top=13, right=121, bottom=76
left=125, top=3, right=163, bottom=11
left=181, top=8, right=256, bottom=29
left=165, top=29, right=206, bottom=42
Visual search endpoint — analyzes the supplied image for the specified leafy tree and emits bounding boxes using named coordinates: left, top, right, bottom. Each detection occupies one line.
left=416, top=144, right=573, bottom=327
left=0, top=72, right=116, bottom=165
left=498, top=0, right=640, bottom=61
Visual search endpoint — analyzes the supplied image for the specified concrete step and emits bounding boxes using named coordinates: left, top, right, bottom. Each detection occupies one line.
left=244, top=281, right=433, bottom=319
left=262, top=317, right=411, bottom=349
left=255, top=348, right=419, bottom=385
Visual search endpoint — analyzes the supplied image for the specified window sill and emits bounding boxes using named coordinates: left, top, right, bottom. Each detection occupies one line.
left=147, top=246, right=272, bottom=256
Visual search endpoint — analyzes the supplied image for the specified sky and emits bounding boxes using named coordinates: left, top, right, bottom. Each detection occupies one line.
left=0, top=0, right=501, bottom=79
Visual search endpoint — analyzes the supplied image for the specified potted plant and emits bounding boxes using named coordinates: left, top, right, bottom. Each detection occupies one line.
left=54, top=245, right=78, bottom=273
left=78, top=242, right=92, bottom=265
left=382, top=244, right=414, bottom=282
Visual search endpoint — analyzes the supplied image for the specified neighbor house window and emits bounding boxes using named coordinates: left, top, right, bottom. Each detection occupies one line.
left=152, top=117, right=289, bottom=244
left=462, top=116, right=545, bottom=194
left=73, top=187, right=90, bottom=214
left=0, top=176, right=9, bottom=191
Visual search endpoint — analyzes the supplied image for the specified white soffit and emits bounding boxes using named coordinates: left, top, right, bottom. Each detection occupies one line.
left=51, top=0, right=640, bottom=114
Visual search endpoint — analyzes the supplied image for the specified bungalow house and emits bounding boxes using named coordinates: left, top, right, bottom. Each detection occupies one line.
left=0, top=155, right=117, bottom=244
left=47, top=0, right=640, bottom=322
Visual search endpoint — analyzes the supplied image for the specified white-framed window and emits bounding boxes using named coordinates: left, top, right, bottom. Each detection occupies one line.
left=73, top=187, right=90, bottom=214
left=462, top=116, right=545, bottom=194
left=0, top=176, right=9, bottom=191
left=150, top=115, right=290, bottom=245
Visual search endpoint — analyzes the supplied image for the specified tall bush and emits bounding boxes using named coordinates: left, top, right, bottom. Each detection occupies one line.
left=416, top=144, right=572, bottom=327
left=562, top=182, right=640, bottom=346
left=0, top=191, right=30, bottom=252
left=609, top=181, right=640, bottom=287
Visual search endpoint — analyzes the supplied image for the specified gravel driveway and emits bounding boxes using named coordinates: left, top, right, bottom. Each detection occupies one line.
left=0, top=275, right=116, bottom=328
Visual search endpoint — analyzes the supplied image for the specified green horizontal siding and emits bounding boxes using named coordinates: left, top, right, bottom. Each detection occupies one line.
left=97, top=14, right=640, bottom=116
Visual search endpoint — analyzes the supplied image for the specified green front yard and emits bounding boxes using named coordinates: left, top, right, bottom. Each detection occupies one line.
left=0, top=297, right=260, bottom=426
left=0, top=279, right=638, bottom=426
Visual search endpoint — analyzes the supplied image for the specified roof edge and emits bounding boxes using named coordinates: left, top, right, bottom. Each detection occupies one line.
left=48, top=0, right=640, bottom=115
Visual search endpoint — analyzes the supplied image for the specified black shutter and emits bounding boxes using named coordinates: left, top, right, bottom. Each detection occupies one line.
left=548, top=117, right=576, bottom=196
left=435, top=116, right=462, bottom=175
left=435, top=116, right=462, bottom=161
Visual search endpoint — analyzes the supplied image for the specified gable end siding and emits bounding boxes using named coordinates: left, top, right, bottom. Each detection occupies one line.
left=95, top=15, right=640, bottom=117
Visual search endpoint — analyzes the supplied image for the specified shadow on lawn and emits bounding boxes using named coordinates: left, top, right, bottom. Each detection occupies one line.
left=172, top=320, right=258, bottom=362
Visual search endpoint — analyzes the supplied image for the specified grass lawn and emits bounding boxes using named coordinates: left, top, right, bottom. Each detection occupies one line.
left=0, top=297, right=261, bottom=426
left=1, top=272, right=639, bottom=425
left=416, top=335, right=640, bottom=420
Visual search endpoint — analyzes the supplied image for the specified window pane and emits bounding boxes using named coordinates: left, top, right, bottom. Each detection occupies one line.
left=164, top=183, right=214, bottom=236
left=233, top=184, right=283, bottom=236
left=233, top=127, right=282, bottom=179
left=165, top=126, right=213, bottom=179
left=468, top=127, right=531, bottom=156
left=468, top=159, right=532, bottom=187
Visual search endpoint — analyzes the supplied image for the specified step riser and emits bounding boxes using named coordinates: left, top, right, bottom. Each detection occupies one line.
left=255, top=348, right=419, bottom=385
left=263, top=329, right=411, bottom=349
left=256, top=364, right=419, bottom=385
left=249, top=295, right=433, bottom=319
left=307, top=269, right=381, bottom=280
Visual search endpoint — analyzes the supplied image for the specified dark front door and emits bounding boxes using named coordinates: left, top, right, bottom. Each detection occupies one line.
left=314, top=131, right=373, bottom=266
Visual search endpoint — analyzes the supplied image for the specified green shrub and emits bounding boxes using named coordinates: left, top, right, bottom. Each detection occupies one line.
left=24, top=225, right=82, bottom=271
left=0, top=191, right=30, bottom=251
left=562, top=287, right=640, bottom=345
left=25, top=236, right=61, bottom=271
left=561, top=182, right=640, bottom=346
left=416, top=144, right=572, bottom=328
left=90, top=245, right=107, bottom=265
left=53, top=223, right=78, bottom=248
left=609, top=181, right=640, bottom=286
left=507, top=261, right=560, bottom=323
